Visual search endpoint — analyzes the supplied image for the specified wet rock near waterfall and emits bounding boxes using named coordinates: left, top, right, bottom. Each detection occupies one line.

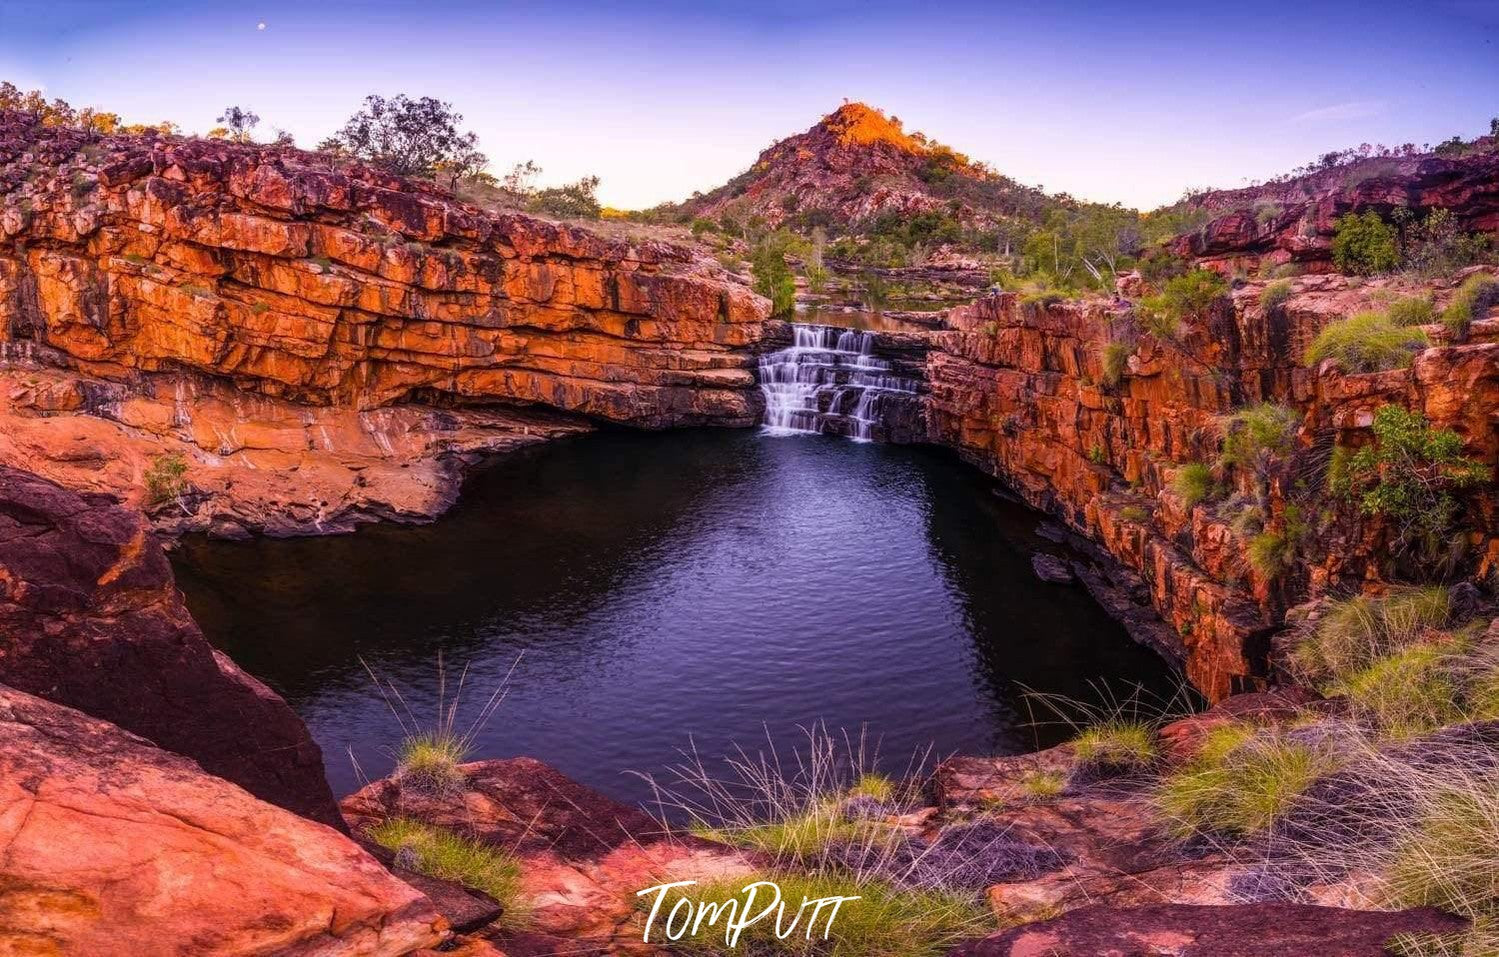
left=1031, top=553, right=1076, bottom=584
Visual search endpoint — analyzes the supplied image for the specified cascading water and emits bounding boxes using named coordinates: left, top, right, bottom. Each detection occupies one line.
left=758, top=324, right=919, bottom=441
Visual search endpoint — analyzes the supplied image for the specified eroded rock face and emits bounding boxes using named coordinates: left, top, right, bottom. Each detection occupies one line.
left=0, top=465, right=342, bottom=825
left=926, top=275, right=1498, bottom=699
left=0, top=683, right=446, bottom=956
left=342, top=758, right=756, bottom=953
left=951, top=902, right=1467, bottom=957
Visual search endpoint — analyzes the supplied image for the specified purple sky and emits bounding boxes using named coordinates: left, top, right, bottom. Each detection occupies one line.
left=2, top=0, right=1496, bottom=209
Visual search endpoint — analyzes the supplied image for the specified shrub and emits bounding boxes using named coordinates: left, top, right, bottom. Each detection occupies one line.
left=1100, top=341, right=1130, bottom=388
left=751, top=243, right=796, bottom=318
left=1220, top=403, right=1299, bottom=471
left=689, top=217, right=718, bottom=237
left=1385, top=296, right=1436, bottom=327
left=1329, top=405, right=1488, bottom=555
left=1394, top=207, right=1492, bottom=277
left=1331, top=211, right=1399, bottom=275
left=1157, top=729, right=1339, bottom=837
left=1248, top=530, right=1293, bottom=578
left=395, top=731, right=469, bottom=796
left=1332, top=644, right=1462, bottom=738
left=653, top=872, right=986, bottom=956
left=1441, top=273, right=1499, bottom=337
left=368, top=817, right=523, bottom=916
left=1138, top=269, right=1228, bottom=339
left=1303, top=311, right=1428, bottom=372
left=1259, top=280, right=1293, bottom=312
left=1290, top=586, right=1452, bottom=685
left=1171, top=462, right=1217, bottom=508
left=1073, top=720, right=1157, bottom=773
left=1087, top=444, right=1107, bottom=465
left=1120, top=505, right=1150, bottom=523
left=1020, top=770, right=1067, bottom=799
left=143, top=453, right=187, bottom=505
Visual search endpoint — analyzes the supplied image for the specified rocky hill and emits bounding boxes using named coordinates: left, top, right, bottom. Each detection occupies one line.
left=676, top=102, right=1057, bottom=234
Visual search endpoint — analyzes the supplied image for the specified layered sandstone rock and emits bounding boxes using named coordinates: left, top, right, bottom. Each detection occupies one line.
left=0, top=683, right=445, bottom=956
left=0, top=110, right=768, bottom=532
left=926, top=273, right=1497, bottom=698
left=0, top=465, right=342, bottom=824
left=342, top=758, right=756, bottom=953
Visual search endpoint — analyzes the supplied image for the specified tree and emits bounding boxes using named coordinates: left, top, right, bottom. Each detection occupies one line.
left=215, top=105, right=260, bottom=144
left=751, top=241, right=796, bottom=317
left=501, top=160, right=542, bottom=194
left=529, top=176, right=601, bottom=219
left=1331, top=211, right=1399, bottom=275
left=324, top=94, right=481, bottom=180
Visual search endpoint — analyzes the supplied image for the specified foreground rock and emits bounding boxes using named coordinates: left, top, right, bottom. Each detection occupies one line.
left=0, top=466, right=342, bottom=825
left=953, top=902, right=1465, bottom=956
left=0, top=684, right=445, bottom=956
left=0, top=110, right=768, bottom=535
left=343, top=758, right=756, bottom=953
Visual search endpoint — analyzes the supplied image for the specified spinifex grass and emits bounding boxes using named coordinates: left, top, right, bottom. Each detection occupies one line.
left=369, top=816, right=526, bottom=921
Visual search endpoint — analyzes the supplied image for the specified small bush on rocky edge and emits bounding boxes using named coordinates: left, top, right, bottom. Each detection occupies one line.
left=1441, top=273, right=1499, bottom=338
left=1072, top=720, right=1158, bottom=774
left=1138, top=269, right=1228, bottom=339
left=1259, top=280, right=1293, bottom=312
left=1120, top=505, right=1150, bottom=523
left=1290, top=586, right=1453, bottom=686
left=1385, top=295, right=1436, bottom=327
left=1304, top=311, right=1428, bottom=372
left=1327, top=405, right=1488, bottom=559
left=396, top=731, right=470, bottom=796
left=1157, top=726, right=1340, bottom=837
left=1331, top=210, right=1400, bottom=275
left=1219, top=403, right=1300, bottom=472
left=1099, top=341, right=1130, bottom=388
left=653, top=872, right=987, bottom=957
left=368, top=817, right=524, bottom=918
left=1171, top=462, right=1217, bottom=509
left=1020, top=769, right=1067, bottom=799
left=849, top=773, right=895, bottom=803
left=143, top=452, right=187, bottom=505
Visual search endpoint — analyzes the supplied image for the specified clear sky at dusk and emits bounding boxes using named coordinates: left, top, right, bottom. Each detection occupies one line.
left=2, top=0, right=1496, bottom=210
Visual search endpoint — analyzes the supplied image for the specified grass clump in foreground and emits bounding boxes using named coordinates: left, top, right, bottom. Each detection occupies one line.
left=1330, top=643, right=1462, bottom=739
left=1072, top=720, right=1157, bottom=774
left=641, top=872, right=987, bottom=957
left=1157, top=725, right=1339, bottom=837
left=1304, top=310, right=1428, bottom=372
left=369, top=817, right=524, bottom=917
left=1384, top=295, right=1435, bottom=327
left=1289, top=586, right=1451, bottom=685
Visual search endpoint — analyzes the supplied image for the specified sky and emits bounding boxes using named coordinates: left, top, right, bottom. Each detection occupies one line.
left=2, top=0, right=1496, bottom=210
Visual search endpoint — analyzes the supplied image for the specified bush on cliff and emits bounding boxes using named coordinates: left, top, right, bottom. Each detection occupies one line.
left=1099, top=341, right=1130, bottom=388
left=1327, top=405, right=1488, bottom=559
left=752, top=242, right=797, bottom=318
left=1332, top=211, right=1400, bottom=275
left=1138, top=269, right=1228, bottom=339
left=143, top=452, right=187, bottom=506
left=1220, top=403, right=1300, bottom=473
left=1171, top=462, right=1218, bottom=509
left=1259, top=280, right=1293, bottom=312
left=1304, top=311, right=1428, bottom=372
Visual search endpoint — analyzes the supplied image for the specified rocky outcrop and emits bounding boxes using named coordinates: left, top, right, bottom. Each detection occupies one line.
left=952, top=902, right=1466, bottom=956
left=0, top=683, right=446, bottom=955
left=925, top=275, right=1498, bottom=699
left=342, top=758, right=755, bottom=953
left=0, top=110, right=768, bottom=533
left=0, top=465, right=343, bottom=825
left=1172, top=146, right=1499, bottom=274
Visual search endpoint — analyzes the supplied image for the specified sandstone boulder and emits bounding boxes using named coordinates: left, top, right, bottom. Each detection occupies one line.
left=0, top=465, right=342, bottom=825
left=0, top=683, right=445, bottom=956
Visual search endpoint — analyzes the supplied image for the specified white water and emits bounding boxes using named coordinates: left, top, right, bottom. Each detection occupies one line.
left=758, top=324, right=918, bottom=441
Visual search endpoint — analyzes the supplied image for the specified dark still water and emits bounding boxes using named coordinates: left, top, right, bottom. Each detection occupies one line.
left=172, top=429, right=1175, bottom=805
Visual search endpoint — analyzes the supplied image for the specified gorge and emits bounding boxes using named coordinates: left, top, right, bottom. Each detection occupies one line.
left=2, top=93, right=1498, bottom=956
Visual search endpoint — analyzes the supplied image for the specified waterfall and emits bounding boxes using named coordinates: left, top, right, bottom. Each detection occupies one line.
left=758, top=323, right=918, bottom=441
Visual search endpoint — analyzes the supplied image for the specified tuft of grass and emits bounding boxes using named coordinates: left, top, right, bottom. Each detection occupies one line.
left=1441, top=273, right=1499, bottom=338
left=1219, top=403, right=1299, bottom=471
left=1304, top=311, right=1428, bottom=372
left=1157, top=727, right=1339, bottom=838
left=1289, top=587, right=1451, bottom=686
left=368, top=817, right=524, bottom=918
left=1385, top=295, right=1436, bottom=327
left=1120, top=505, right=1150, bottom=523
left=849, top=773, right=895, bottom=804
left=143, top=452, right=187, bottom=505
left=1019, top=770, right=1067, bottom=799
left=1171, top=462, right=1217, bottom=509
left=1259, top=280, right=1293, bottom=312
left=651, top=872, right=988, bottom=957
left=1385, top=785, right=1499, bottom=921
left=249, top=301, right=270, bottom=315
left=395, top=732, right=470, bottom=796
left=1247, top=530, right=1293, bottom=578
left=1100, top=341, right=1130, bottom=388
left=1332, top=644, right=1462, bottom=738
left=1073, top=720, right=1157, bottom=773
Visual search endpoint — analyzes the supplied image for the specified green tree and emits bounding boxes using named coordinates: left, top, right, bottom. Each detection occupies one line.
left=751, top=242, right=796, bottom=317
